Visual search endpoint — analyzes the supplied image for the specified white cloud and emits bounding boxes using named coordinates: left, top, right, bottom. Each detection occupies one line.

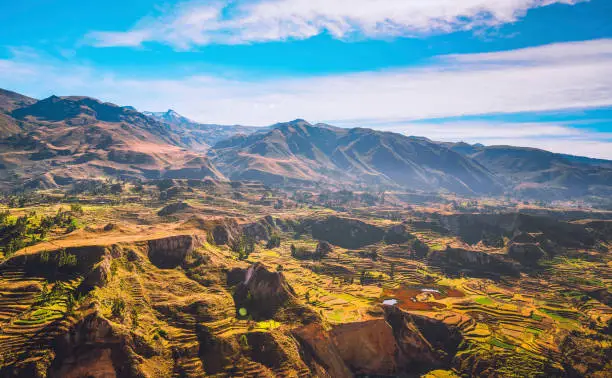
left=86, top=0, right=586, bottom=48
left=374, top=121, right=612, bottom=159
left=445, top=38, right=612, bottom=65
left=2, top=39, right=612, bottom=158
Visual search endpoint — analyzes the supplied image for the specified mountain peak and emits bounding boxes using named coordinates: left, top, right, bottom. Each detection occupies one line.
left=144, top=109, right=195, bottom=125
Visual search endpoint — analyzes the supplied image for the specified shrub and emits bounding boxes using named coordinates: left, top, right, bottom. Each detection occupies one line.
left=66, top=218, right=78, bottom=233
left=111, top=297, right=126, bottom=318
left=70, top=203, right=84, bottom=215
left=266, top=234, right=281, bottom=249
left=131, top=308, right=139, bottom=329
left=239, top=334, right=250, bottom=350
left=58, top=249, right=77, bottom=267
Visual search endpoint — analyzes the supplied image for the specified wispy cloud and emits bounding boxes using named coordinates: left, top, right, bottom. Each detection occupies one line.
left=2, top=39, right=612, bottom=157
left=372, top=120, right=612, bottom=159
left=444, top=38, right=612, bottom=65
left=86, top=0, right=586, bottom=48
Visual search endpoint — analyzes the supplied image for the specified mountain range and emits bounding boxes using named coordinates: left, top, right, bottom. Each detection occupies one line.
left=1, top=88, right=612, bottom=201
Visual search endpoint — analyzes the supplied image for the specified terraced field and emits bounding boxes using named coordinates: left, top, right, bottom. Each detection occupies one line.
left=0, top=184, right=611, bottom=377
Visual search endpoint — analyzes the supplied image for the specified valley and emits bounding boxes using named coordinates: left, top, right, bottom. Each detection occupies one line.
left=0, top=177, right=610, bottom=377
left=0, top=88, right=611, bottom=377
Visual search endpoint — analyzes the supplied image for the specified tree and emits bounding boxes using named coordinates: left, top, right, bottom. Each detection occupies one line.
left=0, top=210, right=9, bottom=225
left=266, top=233, right=281, bottom=249
left=70, top=203, right=84, bottom=215
left=232, top=235, right=256, bottom=260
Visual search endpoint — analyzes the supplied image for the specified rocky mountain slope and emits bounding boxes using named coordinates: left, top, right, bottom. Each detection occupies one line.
left=450, top=143, right=612, bottom=199
left=0, top=91, right=223, bottom=191
left=209, top=119, right=503, bottom=195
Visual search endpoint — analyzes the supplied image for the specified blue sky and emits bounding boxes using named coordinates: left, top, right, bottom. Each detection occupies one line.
left=1, top=0, right=612, bottom=158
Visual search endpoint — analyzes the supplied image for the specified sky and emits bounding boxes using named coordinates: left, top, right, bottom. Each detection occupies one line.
left=1, top=0, right=612, bottom=158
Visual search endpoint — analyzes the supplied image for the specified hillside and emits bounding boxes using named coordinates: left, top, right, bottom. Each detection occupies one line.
left=0, top=93, right=224, bottom=191
left=0, top=89, right=37, bottom=138
left=450, top=143, right=612, bottom=199
left=210, top=120, right=503, bottom=195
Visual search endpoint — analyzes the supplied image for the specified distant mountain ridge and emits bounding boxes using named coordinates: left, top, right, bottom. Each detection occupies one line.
left=143, top=109, right=265, bottom=151
left=449, top=142, right=612, bottom=199
left=209, top=119, right=503, bottom=195
left=1, top=88, right=612, bottom=201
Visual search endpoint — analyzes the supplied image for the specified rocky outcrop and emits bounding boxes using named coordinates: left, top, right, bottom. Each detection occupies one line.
left=507, top=233, right=547, bottom=265
left=330, top=319, right=398, bottom=375
left=428, top=247, right=520, bottom=278
left=208, top=219, right=240, bottom=246
left=48, top=312, right=146, bottom=378
left=294, top=307, right=463, bottom=377
left=2, top=245, right=109, bottom=280
left=293, top=324, right=353, bottom=378
left=438, top=213, right=598, bottom=249
left=157, top=201, right=191, bottom=216
left=384, top=224, right=415, bottom=245
left=309, top=216, right=386, bottom=249
left=241, top=219, right=273, bottom=242
left=384, top=306, right=463, bottom=373
left=146, top=235, right=201, bottom=269
left=78, top=256, right=112, bottom=293
left=231, top=263, right=296, bottom=320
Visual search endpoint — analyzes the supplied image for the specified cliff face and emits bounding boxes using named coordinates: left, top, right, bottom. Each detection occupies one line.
left=428, top=247, right=520, bottom=278
left=3, top=245, right=110, bottom=280
left=293, top=305, right=464, bottom=377
left=232, top=263, right=297, bottom=320
left=331, top=319, right=399, bottom=375
left=437, top=213, right=598, bottom=249
left=49, top=312, right=140, bottom=378
left=309, top=216, right=386, bottom=249
left=146, top=235, right=201, bottom=269
left=507, top=233, right=547, bottom=265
